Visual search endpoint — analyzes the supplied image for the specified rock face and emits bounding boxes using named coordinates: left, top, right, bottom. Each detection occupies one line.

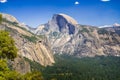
left=0, top=13, right=55, bottom=67
left=35, top=14, right=120, bottom=57
left=1, top=13, right=31, bottom=30
left=2, top=13, right=19, bottom=23
left=9, top=56, right=31, bottom=74
left=51, top=14, right=78, bottom=34
left=1, top=12, right=120, bottom=71
left=35, top=14, right=78, bottom=35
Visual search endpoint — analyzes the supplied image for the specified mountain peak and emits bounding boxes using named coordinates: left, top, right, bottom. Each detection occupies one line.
left=53, top=13, right=78, bottom=25
left=99, top=23, right=120, bottom=28
left=1, top=13, right=18, bottom=23
left=113, top=23, right=120, bottom=27
left=58, top=13, right=78, bottom=25
left=49, top=13, right=78, bottom=34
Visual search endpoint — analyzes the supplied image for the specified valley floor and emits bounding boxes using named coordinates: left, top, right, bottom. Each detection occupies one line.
left=26, top=55, right=120, bottom=80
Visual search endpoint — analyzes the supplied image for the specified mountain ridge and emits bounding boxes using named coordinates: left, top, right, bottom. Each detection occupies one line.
left=1, top=13, right=120, bottom=63
left=34, top=13, right=120, bottom=57
left=1, top=13, right=120, bottom=73
left=0, top=13, right=55, bottom=67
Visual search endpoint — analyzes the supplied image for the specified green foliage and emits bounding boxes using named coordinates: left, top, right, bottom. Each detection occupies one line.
left=97, top=28, right=108, bottom=34
left=0, top=59, right=22, bottom=80
left=23, top=71, right=44, bottom=80
left=24, top=57, right=44, bottom=71
left=3, top=71, right=22, bottom=80
left=43, top=27, right=49, bottom=31
left=0, top=60, right=44, bottom=80
left=0, top=14, right=2, bottom=24
left=0, top=30, right=44, bottom=80
left=90, top=27, right=94, bottom=32
left=4, top=54, right=119, bottom=80
left=53, top=32, right=58, bottom=37
left=2, top=18, right=35, bottom=35
left=0, top=30, right=21, bottom=79
left=38, top=35, right=45, bottom=39
left=5, top=26, right=18, bottom=33
left=79, top=25, right=86, bottom=28
left=22, top=35, right=38, bottom=43
left=0, top=30, right=18, bottom=60
left=23, top=55, right=120, bottom=80
left=0, top=60, right=9, bottom=71
left=2, top=18, right=28, bottom=31
left=43, top=55, right=120, bottom=80
left=0, top=77, right=6, bottom=80
left=79, top=27, right=89, bottom=33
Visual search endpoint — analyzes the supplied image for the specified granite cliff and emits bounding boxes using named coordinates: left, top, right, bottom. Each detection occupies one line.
left=0, top=13, right=120, bottom=73
left=0, top=13, right=55, bottom=72
left=35, top=13, right=120, bottom=57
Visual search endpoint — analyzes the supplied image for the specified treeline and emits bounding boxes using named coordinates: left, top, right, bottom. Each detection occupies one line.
left=27, top=54, right=120, bottom=80
left=42, top=55, right=120, bottom=80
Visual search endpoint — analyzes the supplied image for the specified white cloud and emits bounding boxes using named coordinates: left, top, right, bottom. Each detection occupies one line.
left=101, top=0, right=110, bottom=2
left=0, top=0, right=7, bottom=3
left=75, top=1, right=79, bottom=5
left=99, top=25, right=112, bottom=28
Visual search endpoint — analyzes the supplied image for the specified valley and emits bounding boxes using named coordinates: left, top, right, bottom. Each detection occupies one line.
left=0, top=13, right=120, bottom=80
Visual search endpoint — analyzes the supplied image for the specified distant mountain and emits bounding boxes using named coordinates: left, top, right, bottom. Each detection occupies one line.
left=99, top=23, right=120, bottom=35
left=35, top=13, right=120, bottom=57
left=99, top=23, right=120, bottom=28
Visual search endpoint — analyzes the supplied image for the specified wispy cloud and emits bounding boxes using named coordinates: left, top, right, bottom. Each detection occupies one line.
left=75, top=1, right=79, bottom=5
left=101, top=0, right=110, bottom=2
left=0, top=0, right=7, bottom=3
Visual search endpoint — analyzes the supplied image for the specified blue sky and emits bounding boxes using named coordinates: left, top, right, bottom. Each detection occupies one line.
left=0, top=0, right=120, bottom=27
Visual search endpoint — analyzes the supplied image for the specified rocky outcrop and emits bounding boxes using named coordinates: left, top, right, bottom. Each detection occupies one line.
left=1, top=13, right=30, bottom=30
left=12, top=31, right=55, bottom=66
left=0, top=13, right=55, bottom=67
left=2, top=13, right=19, bottom=23
left=9, top=56, right=31, bottom=74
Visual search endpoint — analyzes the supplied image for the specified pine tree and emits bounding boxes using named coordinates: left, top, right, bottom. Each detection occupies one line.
left=0, top=30, right=18, bottom=60
left=0, top=14, right=2, bottom=24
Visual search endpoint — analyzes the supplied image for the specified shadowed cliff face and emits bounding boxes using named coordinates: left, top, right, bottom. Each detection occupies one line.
left=54, top=14, right=75, bottom=34
left=35, top=14, right=77, bottom=35
left=35, top=14, right=120, bottom=57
